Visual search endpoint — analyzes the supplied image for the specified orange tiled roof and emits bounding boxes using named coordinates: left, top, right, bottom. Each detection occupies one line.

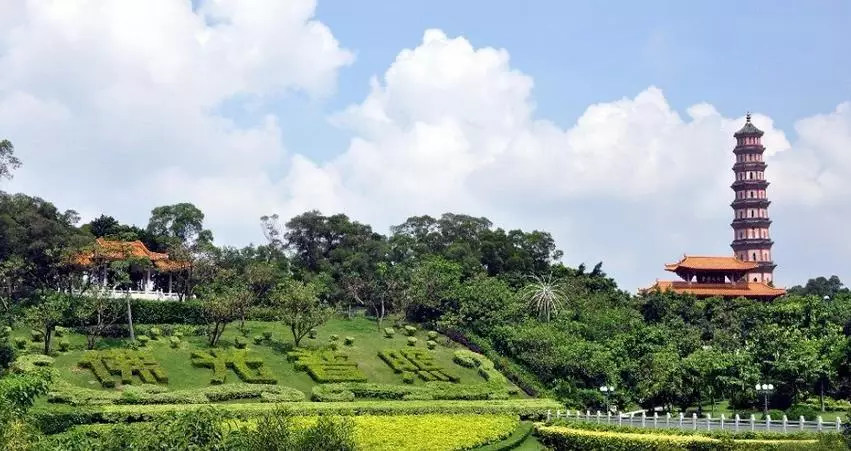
left=647, top=280, right=786, bottom=298
left=72, top=238, right=187, bottom=271
left=664, top=255, right=759, bottom=272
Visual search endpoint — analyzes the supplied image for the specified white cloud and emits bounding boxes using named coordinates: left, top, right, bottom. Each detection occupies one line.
left=2, top=11, right=849, bottom=291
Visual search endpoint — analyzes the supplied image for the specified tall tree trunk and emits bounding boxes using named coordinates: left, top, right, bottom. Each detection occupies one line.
left=125, top=297, right=135, bottom=341
left=43, top=327, right=52, bottom=355
left=820, top=380, right=825, bottom=412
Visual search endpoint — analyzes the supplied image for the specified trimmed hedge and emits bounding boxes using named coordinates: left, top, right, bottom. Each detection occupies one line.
left=384, top=327, right=395, bottom=338
left=30, top=398, right=562, bottom=434
left=454, top=350, right=507, bottom=384
left=288, top=349, right=367, bottom=383
left=474, top=421, right=534, bottom=451
left=11, top=353, right=54, bottom=373
left=79, top=349, right=168, bottom=388
left=534, top=424, right=828, bottom=450
left=311, top=381, right=512, bottom=402
left=47, top=382, right=305, bottom=406
left=191, top=348, right=276, bottom=385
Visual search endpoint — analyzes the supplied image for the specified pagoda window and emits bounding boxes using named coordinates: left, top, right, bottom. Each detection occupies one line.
left=752, top=252, right=758, bottom=261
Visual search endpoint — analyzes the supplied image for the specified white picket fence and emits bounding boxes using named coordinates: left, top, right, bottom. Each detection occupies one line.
left=546, top=409, right=843, bottom=434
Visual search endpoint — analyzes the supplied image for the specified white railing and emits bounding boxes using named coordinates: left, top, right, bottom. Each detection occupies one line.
left=70, top=288, right=182, bottom=301
left=545, top=409, right=842, bottom=434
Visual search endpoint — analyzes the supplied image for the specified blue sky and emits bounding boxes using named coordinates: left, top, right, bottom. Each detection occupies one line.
left=2, top=0, right=850, bottom=291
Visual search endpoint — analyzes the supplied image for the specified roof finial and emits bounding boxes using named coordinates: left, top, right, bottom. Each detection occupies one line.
left=746, top=111, right=752, bottom=123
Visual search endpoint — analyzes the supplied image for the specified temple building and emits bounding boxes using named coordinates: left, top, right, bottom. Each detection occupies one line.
left=71, top=238, right=188, bottom=300
left=644, top=114, right=786, bottom=300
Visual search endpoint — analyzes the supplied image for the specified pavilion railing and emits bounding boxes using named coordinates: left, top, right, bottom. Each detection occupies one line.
left=545, top=409, right=843, bottom=434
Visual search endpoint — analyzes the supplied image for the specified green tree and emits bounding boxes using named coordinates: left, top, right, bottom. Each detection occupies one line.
left=273, top=280, right=332, bottom=347
left=26, top=292, right=75, bottom=354
left=201, top=278, right=252, bottom=347
left=0, top=139, right=21, bottom=181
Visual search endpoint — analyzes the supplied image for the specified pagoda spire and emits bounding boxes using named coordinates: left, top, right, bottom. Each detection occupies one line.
left=730, top=113, right=776, bottom=284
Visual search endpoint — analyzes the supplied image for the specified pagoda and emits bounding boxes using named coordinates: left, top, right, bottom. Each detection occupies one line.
left=644, top=114, right=786, bottom=300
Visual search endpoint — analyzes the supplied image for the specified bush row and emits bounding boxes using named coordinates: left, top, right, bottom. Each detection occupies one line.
left=543, top=419, right=828, bottom=441
left=79, top=349, right=168, bottom=388
left=288, top=349, right=367, bottom=383
left=47, top=382, right=305, bottom=406
left=60, top=300, right=281, bottom=328
left=534, top=424, right=835, bottom=450
left=310, top=381, right=516, bottom=402
left=454, top=349, right=507, bottom=384
left=30, top=398, right=562, bottom=434
left=441, top=329, right=547, bottom=397
left=190, top=349, right=277, bottom=385
left=473, top=421, right=534, bottom=451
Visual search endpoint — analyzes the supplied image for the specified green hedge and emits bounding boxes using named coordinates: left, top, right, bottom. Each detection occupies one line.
left=30, top=398, right=562, bottom=434
left=190, top=349, right=276, bottom=385
left=534, top=424, right=836, bottom=450
left=61, top=300, right=281, bottom=327
left=288, top=349, right=367, bottom=383
left=311, top=381, right=512, bottom=402
left=474, top=422, right=534, bottom=451
left=47, top=382, right=305, bottom=406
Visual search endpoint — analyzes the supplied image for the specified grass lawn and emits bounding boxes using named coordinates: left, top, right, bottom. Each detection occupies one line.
left=12, top=315, right=523, bottom=398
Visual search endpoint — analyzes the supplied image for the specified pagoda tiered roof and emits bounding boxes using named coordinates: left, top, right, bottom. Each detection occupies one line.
left=664, top=255, right=758, bottom=272
left=72, top=238, right=188, bottom=272
left=646, top=280, right=786, bottom=299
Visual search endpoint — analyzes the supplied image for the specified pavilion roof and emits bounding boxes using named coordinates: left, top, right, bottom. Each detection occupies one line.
left=664, top=255, right=758, bottom=272
left=72, top=238, right=188, bottom=271
left=646, top=280, right=786, bottom=299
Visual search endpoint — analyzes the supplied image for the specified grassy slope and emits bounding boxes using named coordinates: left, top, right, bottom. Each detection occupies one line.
left=14, top=316, right=523, bottom=396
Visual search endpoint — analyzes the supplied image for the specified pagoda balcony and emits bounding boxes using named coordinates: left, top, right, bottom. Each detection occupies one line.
left=731, top=179, right=769, bottom=190
left=731, top=238, right=774, bottom=249
left=731, top=198, right=771, bottom=208
left=733, top=145, right=766, bottom=155
left=669, top=281, right=751, bottom=289
left=731, top=218, right=772, bottom=228
left=732, top=161, right=767, bottom=171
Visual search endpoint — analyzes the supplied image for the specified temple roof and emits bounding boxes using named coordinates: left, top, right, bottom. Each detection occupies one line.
left=734, top=113, right=764, bottom=137
left=664, top=255, right=759, bottom=272
left=72, top=238, right=188, bottom=271
left=647, top=280, right=786, bottom=299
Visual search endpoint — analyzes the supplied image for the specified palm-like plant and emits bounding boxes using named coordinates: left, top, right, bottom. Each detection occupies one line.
left=520, top=274, right=567, bottom=322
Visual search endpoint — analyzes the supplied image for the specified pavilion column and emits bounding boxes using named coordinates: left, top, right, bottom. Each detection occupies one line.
left=168, top=273, right=173, bottom=295
left=145, top=269, right=151, bottom=293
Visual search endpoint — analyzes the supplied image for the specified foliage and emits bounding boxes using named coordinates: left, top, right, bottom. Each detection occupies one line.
left=26, top=291, right=76, bottom=354
left=378, top=348, right=460, bottom=383
left=310, top=381, right=513, bottom=402
left=0, top=139, right=21, bottom=180
left=534, top=424, right=826, bottom=450
left=0, top=369, right=52, bottom=450
left=190, top=348, right=276, bottom=385
left=233, top=408, right=356, bottom=451
left=520, top=274, right=566, bottom=322
left=287, top=348, right=367, bottom=383
left=10, top=354, right=54, bottom=373
left=384, top=327, right=395, bottom=338
left=273, top=280, right=333, bottom=347
left=200, top=276, right=253, bottom=347
left=46, top=382, right=305, bottom=406
left=347, top=414, right=516, bottom=451
left=30, top=398, right=559, bottom=434
left=79, top=349, right=168, bottom=388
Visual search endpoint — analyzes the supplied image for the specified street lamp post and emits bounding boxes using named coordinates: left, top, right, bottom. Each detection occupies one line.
left=755, top=383, right=775, bottom=417
left=600, top=385, right=615, bottom=413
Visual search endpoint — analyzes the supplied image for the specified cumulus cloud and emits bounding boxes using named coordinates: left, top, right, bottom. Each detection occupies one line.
left=2, top=11, right=849, bottom=291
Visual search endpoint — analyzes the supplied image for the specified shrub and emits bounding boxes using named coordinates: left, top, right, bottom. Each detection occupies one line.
left=384, top=327, right=395, bottom=338
left=169, top=337, right=180, bottom=349
left=11, top=354, right=54, bottom=373
left=79, top=349, right=168, bottom=387
left=786, top=405, right=819, bottom=421
left=31, top=329, right=44, bottom=342
left=58, top=339, right=71, bottom=352
left=404, top=325, right=417, bottom=336
left=173, top=331, right=184, bottom=339
left=263, top=331, right=273, bottom=341
left=191, top=349, right=276, bottom=385
left=329, top=342, right=340, bottom=351
left=427, top=331, right=438, bottom=340
left=344, top=336, right=354, bottom=346
left=308, top=329, right=317, bottom=339
left=407, top=337, right=418, bottom=346
left=761, top=409, right=785, bottom=420
left=310, top=381, right=509, bottom=402
left=234, top=336, right=248, bottom=349
left=149, top=327, right=162, bottom=340
left=289, top=349, right=368, bottom=383
left=426, top=340, right=437, bottom=349
left=136, top=335, right=150, bottom=347
left=453, top=351, right=477, bottom=368
left=14, top=337, right=27, bottom=349
left=54, top=326, right=66, bottom=337
left=402, top=372, right=416, bottom=384
left=330, top=334, right=339, bottom=342
left=253, top=335, right=264, bottom=345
